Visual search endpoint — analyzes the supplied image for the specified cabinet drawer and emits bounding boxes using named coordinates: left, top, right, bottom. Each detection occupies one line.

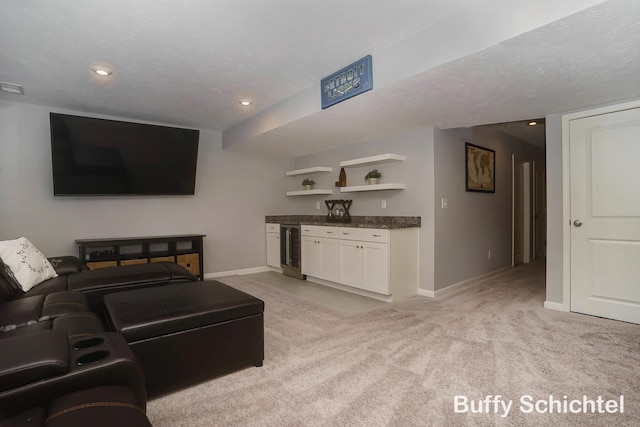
left=266, top=223, right=280, bottom=233
left=301, top=225, right=341, bottom=239
left=334, top=227, right=389, bottom=243
left=302, top=225, right=389, bottom=243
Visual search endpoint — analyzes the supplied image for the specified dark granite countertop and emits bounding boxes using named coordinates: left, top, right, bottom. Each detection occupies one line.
left=265, top=215, right=420, bottom=229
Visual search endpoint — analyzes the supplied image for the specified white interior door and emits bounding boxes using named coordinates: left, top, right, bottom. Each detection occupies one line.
left=570, top=107, right=640, bottom=324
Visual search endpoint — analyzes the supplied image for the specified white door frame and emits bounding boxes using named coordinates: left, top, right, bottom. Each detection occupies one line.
left=523, top=162, right=531, bottom=263
left=532, top=160, right=537, bottom=260
left=560, top=99, right=640, bottom=312
left=512, top=155, right=524, bottom=266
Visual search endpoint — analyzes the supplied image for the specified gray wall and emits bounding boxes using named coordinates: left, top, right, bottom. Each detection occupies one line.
left=434, top=126, right=545, bottom=290
left=544, top=113, right=564, bottom=304
left=0, top=99, right=558, bottom=295
left=290, top=126, right=436, bottom=292
left=289, top=123, right=546, bottom=293
left=0, top=102, right=292, bottom=275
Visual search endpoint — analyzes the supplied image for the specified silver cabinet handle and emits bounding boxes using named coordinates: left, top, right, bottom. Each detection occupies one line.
left=326, top=231, right=333, bottom=234
left=573, top=220, right=583, bottom=227
left=372, top=234, right=381, bottom=237
left=343, top=232, right=350, bottom=235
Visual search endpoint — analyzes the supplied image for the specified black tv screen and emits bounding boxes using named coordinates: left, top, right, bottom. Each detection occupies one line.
left=50, top=113, right=199, bottom=196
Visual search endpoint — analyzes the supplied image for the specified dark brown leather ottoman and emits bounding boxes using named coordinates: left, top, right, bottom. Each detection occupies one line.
left=103, top=280, right=264, bottom=398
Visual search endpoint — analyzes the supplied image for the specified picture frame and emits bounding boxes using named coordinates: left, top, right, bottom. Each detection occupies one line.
left=465, top=142, right=495, bottom=193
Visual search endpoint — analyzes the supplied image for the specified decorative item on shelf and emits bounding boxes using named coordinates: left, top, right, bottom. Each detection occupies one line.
left=325, top=199, right=352, bottom=223
left=335, top=167, right=347, bottom=187
left=364, top=169, right=382, bottom=185
left=302, top=178, right=315, bottom=190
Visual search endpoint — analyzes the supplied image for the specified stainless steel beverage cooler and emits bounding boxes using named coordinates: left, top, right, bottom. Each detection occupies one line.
left=280, top=224, right=306, bottom=280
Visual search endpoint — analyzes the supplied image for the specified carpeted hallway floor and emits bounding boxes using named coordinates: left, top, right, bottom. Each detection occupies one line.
left=147, top=263, right=640, bottom=426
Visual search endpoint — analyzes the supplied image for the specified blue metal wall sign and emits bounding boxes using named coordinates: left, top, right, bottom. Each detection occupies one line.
left=321, top=55, right=373, bottom=109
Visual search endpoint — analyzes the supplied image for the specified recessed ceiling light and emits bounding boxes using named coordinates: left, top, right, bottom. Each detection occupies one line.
left=0, top=81, right=24, bottom=95
left=239, top=100, right=252, bottom=106
left=528, top=121, right=537, bottom=126
left=92, top=66, right=113, bottom=76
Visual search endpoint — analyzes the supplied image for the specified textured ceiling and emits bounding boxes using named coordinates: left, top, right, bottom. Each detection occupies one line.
left=0, top=0, right=481, bottom=129
left=1, top=0, right=638, bottom=156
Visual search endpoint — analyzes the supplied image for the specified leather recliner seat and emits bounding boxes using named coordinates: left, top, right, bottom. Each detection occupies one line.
left=2, top=385, right=152, bottom=427
left=0, top=329, right=150, bottom=426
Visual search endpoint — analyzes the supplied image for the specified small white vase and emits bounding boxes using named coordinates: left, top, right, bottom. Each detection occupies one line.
left=368, top=178, right=378, bottom=185
left=304, top=185, right=312, bottom=190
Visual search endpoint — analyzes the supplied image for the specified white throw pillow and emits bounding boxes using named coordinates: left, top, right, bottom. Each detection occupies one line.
left=0, top=237, right=58, bottom=292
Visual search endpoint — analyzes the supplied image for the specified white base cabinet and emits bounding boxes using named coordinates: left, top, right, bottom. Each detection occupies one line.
left=266, top=223, right=281, bottom=268
left=302, top=225, right=418, bottom=301
left=338, top=240, right=390, bottom=294
left=301, top=236, right=339, bottom=282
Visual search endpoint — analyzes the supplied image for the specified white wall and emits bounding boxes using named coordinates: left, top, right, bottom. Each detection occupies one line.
left=290, top=126, right=435, bottom=292
left=434, top=126, right=545, bottom=290
left=0, top=102, right=293, bottom=275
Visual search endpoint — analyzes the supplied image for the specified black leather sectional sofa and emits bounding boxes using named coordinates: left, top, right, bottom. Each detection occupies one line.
left=1, top=257, right=265, bottom=426
left=0, top=258, right=198, bottom=425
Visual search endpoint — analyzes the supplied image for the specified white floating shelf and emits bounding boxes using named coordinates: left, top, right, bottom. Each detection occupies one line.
left=286, top=189, right=334, bottom=196
left=340, top=183, right=406, bottom=193
left=340, top=153, right=406, bottom=168
left=286, top=166, right=333, bottom=176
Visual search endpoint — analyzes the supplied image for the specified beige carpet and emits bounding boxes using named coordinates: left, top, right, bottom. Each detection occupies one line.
left=147, top=264, right=640, bottom=426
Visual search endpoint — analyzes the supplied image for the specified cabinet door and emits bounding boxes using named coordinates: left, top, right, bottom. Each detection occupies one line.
left=318, top=237, right=339, bottom=282
left=361, top=242, right=390, bottom=295
left=338, top=240, right=362, bottom=288
left=266, top=232, right=281, bottom=268
left=301, top=236, right=320, bottom=277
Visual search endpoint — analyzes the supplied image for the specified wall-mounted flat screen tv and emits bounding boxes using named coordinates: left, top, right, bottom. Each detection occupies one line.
left=50, top=113, right=199, bottom=196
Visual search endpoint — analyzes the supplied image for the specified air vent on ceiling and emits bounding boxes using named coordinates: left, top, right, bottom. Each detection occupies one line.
left=0, top=81, right=25, bottom=95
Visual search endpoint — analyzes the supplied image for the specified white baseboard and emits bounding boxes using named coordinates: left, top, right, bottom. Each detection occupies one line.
left=431, top=266, right=513, bottom=299
left=544, top=301, right=568, bottom=312
left=417, top=289, right=435, bottom=298
left=306, top=276, right=394, bottom=302
left=204, top=265, right=276, bottom=279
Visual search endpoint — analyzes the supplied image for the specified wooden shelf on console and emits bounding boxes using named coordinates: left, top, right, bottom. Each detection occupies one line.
left=340, top=183, right=406, bottom=193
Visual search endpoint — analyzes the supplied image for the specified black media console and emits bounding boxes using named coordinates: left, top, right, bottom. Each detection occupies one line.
left=75, top=234, right=206, bottom=280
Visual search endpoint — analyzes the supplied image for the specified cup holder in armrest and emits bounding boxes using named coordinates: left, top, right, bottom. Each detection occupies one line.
left=73, top=336, right=105, bottom=350
left=75, top=350, right=111, bottom=366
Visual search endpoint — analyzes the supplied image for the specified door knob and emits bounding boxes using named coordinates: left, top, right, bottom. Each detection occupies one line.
left=573, top=220, right=583, bottom=227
